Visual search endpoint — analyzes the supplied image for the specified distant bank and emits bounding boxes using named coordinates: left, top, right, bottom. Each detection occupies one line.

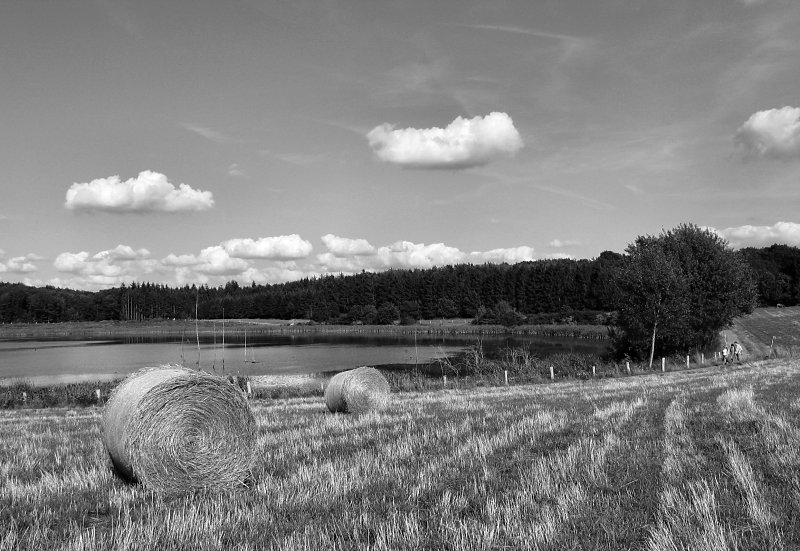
left=0, top=319, right=609, bottom=340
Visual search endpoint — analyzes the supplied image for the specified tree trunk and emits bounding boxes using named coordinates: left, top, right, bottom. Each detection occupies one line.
left=649, top=321, right=657, bottom=370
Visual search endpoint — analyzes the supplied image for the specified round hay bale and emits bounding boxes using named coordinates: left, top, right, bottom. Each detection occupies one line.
left=101, top=365, right=256, bottom=493
left=325, top=366, right=390, bottom=415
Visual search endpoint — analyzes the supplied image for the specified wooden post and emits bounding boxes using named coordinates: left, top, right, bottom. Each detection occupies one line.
left=626, top=361, right=630, bottom=375
left=701, top=353, right=705, bottom=365
left=504, top=370, right=508, bottom=386
left=549, top=365, right=554, bottom=380
left=443, top=375, right=447, bottom=387
left=769, top=336, right=775, bottom=358
left=661, top=357, right=665, bottom=372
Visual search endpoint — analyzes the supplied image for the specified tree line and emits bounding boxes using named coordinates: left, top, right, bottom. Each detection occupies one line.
left=1, top=242, right=797, bottom=328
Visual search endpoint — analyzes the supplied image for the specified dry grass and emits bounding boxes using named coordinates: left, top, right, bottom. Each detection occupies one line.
left=4, top=360, right=800, bottom=549
left=101, top=366, right=256, bottom=493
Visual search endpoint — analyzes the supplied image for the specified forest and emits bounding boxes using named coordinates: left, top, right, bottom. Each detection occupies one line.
left=1, top=244, right=798, bottom=325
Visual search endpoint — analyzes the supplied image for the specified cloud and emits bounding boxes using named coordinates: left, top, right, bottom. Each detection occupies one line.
left=469, top=246, right=536, bottom=264
left=228, top=163, right=245, bottom=177
left=65, top=171, right=214, bottom=213
left=182, top=123, right=236, bottom=144
left=735, top=107, right=800, bottom=160
left=321, top=234, right=376, bottom=257
left=3, top=255, right=39, bottom=273
left=709, top=221, right=800, bottom=248
left=548, top=239, right=580, bottom=248
left=53, top=245, right=157, bottom=288
left=367, top=112, right=523, bottom=169
left=315, top=239, right=536, bottom=274
left=221, top=235, right=313, bottom=260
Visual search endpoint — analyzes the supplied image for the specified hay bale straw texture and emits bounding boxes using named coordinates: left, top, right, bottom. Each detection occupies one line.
left=101, top=365, right=257, bottom=493
left=325, top=367, right=391, bottom=414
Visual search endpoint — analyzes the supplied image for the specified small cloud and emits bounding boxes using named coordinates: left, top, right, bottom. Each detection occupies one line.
left=367, top=112, right=523, bottom=169
left=321, top=234, right=376, bottom=257
left=221, top=235, right=313, bottom=260
left=228, top=164, right=246, bottom=177
left=734, top=106, right=800, bottom=160
left=708, top=221, right=800, bottom=248
left=65, top=171, right=214, bottom=213
left=182, top=123, right=236, bottom=144
left=93, top=245, right=151, bottom=261
left=469, top=246, right=536, bottom=264
left=548, top=239, right=580, bottom=249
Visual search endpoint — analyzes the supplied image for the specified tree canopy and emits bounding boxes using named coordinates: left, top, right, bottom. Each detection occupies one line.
left=611, top=224, right=757, bottom=364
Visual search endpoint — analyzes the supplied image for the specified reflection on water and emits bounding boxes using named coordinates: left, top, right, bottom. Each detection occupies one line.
left=0, top=333, right=608, bottom=385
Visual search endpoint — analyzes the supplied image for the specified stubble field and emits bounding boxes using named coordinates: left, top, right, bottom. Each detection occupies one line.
left=4, top=358, right=800, bottom=550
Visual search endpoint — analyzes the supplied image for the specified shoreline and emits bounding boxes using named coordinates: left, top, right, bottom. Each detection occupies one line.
left=0, top=319, right=610, bottom=340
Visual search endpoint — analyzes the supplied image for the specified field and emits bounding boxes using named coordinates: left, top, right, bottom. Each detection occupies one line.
left=731, top=305, right=800, bottom=358
left=4, top=358, right=800, bottom=550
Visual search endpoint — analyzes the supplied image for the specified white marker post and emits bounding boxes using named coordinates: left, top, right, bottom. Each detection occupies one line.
left=549, top=365, right=554, bottom=381
left=504, top=370, right=508, bottom=386
left=592, top=365, right=596, bottom=377
left=95, top=389, right=101, bottom=402
left=443, top=375, right=447, bottom=387
left=626, top=361, right=630, bottom=375
left=661, top=357, right=665, bottom=372
left=686, top=355, right=690, bottom=369
left=246, top=380, right=252, bottom=396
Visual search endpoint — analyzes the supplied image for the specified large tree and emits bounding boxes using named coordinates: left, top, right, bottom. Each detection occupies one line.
left=612, top=224, right=757, bottom=366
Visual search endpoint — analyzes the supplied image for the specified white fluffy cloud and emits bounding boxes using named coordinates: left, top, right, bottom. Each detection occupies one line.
left=4, top=256, right=39, bottom=273
left=735, top=107, right=800, bottom=160
left=221, top=235, right=313, bottom=260
left=39, top=235, right=541, bottom=289
left=65, top=171, right=214, bottom=213
left=321, top=234, right=376, bottom=257
left=709, top=221, right=800, bottom=248
left=367, top=112, right=524, bottom=169
left=315, top=238, right=535, bottom=274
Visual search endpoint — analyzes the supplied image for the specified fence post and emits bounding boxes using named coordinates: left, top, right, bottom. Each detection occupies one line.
left=549, top=365, right=554, bottom=381
left=504, top=370, right=508, bottom=386
left=686, top=355, right=690, bottom=369
left=661, top=357, right=665, bottom=372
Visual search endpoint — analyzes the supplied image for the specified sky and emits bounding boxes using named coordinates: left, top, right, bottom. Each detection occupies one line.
left=1, top=0, right=799, bottom=291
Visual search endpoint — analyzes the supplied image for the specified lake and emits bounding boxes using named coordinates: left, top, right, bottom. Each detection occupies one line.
left=0, top=333, right=608, bottom=386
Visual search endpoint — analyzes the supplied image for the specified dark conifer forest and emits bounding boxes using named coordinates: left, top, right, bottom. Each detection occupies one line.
left=1, top=245, right=798, bottom=325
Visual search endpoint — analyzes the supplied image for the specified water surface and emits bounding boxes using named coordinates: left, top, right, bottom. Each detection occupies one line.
left=0, top=333, right=607, bottom=385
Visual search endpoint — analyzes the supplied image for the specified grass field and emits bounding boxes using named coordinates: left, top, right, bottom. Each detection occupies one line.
left=4, top=357, right=800, bottom=550
left=730, top=305, right=800, bottom=359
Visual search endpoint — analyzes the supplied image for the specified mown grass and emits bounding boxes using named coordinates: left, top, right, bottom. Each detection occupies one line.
left=4, top=359, right=800, bottom=550
left=731, top=305, right=800, bottom=358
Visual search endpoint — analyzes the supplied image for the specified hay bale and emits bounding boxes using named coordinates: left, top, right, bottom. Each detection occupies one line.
left=101, top=365, right=256, bottom=493
left=325, top=366, right=390, bottom=414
